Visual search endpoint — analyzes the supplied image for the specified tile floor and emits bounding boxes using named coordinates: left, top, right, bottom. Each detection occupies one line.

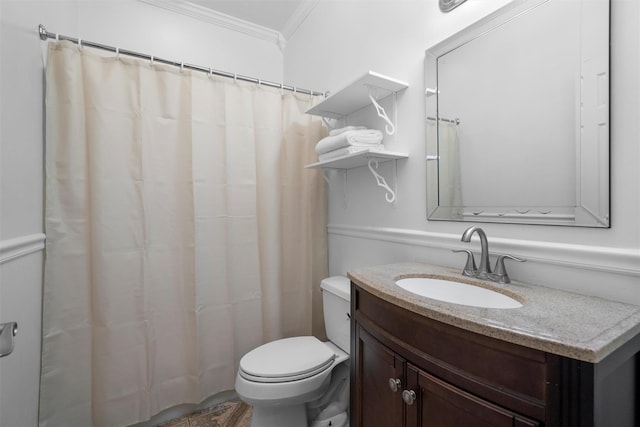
left=156, top=399, right=252, bottom=427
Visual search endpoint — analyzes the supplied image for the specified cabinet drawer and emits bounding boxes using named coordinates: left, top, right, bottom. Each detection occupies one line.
left=354, top=285, right=548, bottom=419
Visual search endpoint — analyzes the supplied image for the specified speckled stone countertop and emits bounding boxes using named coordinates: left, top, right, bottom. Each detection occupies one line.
left=347, top=262, right=640, bottom=363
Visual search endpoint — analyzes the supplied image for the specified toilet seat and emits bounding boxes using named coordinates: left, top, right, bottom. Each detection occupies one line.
left=239, top=336, right=336, bottom=383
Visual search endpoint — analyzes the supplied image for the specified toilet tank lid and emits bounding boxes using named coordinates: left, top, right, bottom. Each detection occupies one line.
left=320, top=276, right=350, bottom=301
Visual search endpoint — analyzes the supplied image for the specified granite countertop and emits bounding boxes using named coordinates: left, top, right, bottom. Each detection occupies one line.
left=347, top=262, right=640, bottom=363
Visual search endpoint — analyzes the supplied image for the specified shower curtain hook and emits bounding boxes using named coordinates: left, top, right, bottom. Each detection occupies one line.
left=150, top=55, right=154, bottom=65
left=115, top=47, right=120, bottom=59
left=234, top=73, right=237, bottom=83
left=55, top=33, right=59, bottom=41
left=77, top=38, right=82, bottom=47
left=180, top=62, right=184, bottom=72
left=209, top=67, right=213, bottom=76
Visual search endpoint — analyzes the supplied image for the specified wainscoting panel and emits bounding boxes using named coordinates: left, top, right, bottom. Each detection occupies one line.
left=328, top=224, right=640, bottom=277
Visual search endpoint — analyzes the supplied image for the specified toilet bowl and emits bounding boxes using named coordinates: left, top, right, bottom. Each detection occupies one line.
left=235, top=276, right=351, bottom=427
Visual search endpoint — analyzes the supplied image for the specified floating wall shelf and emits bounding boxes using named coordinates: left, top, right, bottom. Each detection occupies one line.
left=306, top=71, right=409, bottom=119
left=305, top=71, right=409, bottom=203
left=304, top=148, right=407, bottom=170
left=306, top=149, right=408, bottom=204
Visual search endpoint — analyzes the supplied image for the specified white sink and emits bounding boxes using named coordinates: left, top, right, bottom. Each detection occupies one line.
left=395, top=277, right=522, bottom=309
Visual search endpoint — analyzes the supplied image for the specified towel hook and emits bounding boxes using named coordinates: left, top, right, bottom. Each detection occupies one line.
left=368, top=158, right=396, bottom=203
left=368, top=88, right=395, bottom=136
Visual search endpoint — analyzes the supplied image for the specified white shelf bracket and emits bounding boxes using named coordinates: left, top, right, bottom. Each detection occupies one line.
left=342, top=170, right=348, bottom=209
left=368, top=89, right=395, bottom=136
left=321, top=116, right=334, bottom=132
left=321, top=169, right=331, bottom=185
left=321, top=169, right=348, bottom=208
left=425, top=87, right=439, bottom=98
left=367, top=158, right=396, bottom=204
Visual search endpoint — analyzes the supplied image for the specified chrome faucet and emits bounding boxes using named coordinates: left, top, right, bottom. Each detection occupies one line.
left=460, top=226, right=492, bottom=279
left=455, top=226, right=525, bottom=283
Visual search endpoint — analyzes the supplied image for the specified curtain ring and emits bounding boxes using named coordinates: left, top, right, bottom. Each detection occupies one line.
left=180, top=62, right=184, bottom=72
left=150, top=55, right=154, bottom=65
left=234, top=72, right=237, bottom=83
left=55, top=33, right=59, bottom=41
left=77, top=38, right=82, bottom=47
left=115, top=47, right=120, bottom=60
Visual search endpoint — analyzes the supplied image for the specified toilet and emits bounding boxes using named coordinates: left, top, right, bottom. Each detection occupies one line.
left=235, top=276, right=351, bottom=427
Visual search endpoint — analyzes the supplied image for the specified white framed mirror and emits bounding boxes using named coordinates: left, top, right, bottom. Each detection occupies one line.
left=425, top=0, right=610, bottom=227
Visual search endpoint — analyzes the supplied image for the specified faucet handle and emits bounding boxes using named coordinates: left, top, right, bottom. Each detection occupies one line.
left=452, top=249, right=477, bottom=277
left=491, top=254, right=526, bottom=284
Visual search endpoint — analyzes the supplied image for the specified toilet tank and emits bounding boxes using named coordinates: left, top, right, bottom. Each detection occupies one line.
left=320, top=276, right=351, bottom=354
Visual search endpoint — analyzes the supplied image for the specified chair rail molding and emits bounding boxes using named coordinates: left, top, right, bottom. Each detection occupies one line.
left=327, top=224, right=640, bottom=277
left=0, top=234, right=46, bottom=264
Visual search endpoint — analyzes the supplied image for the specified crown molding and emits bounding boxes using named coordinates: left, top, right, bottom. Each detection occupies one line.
left=281, top=0, right=320, bottom=40
left=139, top=0, right=285, bottom=48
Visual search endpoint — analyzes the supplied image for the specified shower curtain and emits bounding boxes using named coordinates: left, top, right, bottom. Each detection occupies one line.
left=427, top=119, right=462, bottom=207
left=40, top=41, right=327, bottom=427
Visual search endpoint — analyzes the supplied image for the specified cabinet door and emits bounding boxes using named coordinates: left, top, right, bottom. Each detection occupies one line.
left=354, top=326, right=405, bottom=427
left=417, top=369, right=540, bottom=427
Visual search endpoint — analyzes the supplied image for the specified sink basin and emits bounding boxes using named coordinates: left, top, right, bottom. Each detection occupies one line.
left=395, top=277, right=522, bottom=309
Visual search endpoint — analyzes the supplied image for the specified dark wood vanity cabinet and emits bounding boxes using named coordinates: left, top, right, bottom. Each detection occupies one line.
left=350, top=283, right=639, bottom=427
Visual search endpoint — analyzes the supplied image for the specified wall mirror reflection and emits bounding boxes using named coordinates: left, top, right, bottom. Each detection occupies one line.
left=425, top=0, right=610, bottom=227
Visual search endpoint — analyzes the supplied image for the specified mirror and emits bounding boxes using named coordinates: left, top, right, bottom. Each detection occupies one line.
left=425, top=0, right=610, bottom=227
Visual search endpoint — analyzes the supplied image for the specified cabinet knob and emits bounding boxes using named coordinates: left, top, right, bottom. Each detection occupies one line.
left=402, top=389, right=417, bottom=405
left=388, top=378, right=402, bottom=392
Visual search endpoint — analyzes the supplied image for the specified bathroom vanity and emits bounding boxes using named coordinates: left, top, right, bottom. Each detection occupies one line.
left=348, top=263, right=640, bottom=426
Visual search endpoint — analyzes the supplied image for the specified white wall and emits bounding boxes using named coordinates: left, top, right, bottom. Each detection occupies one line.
left=284, top=0, right=640, bottom=302
left=0, top=1, right=283, bottom=425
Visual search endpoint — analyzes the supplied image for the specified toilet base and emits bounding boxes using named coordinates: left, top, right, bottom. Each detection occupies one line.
left=250, top=403, right=307, bottom=427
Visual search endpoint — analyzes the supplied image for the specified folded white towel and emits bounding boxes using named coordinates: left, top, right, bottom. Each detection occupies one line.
left=318, top=144, right=384, bottom=161
left=315, top=130, right=383, bottom=155
left=329, top=125, right=366, bottom=136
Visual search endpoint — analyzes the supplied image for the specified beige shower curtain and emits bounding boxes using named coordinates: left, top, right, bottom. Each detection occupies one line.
left=427, top=119, right=462, bottom=207
left=41, top=41, right=327, bottom=427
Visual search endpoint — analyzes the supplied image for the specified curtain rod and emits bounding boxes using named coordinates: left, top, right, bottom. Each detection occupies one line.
left=38, top=24, right=327, bottom=97
left=427, top=116, right=460, bottom=125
